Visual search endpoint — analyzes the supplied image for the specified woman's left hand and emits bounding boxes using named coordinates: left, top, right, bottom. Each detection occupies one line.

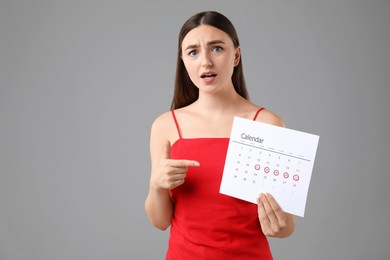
left=257, top=193, right=296, bottom=238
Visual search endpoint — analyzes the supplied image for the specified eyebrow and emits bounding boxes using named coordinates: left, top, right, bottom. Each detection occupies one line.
left=184, top=40, right=226, bottom=51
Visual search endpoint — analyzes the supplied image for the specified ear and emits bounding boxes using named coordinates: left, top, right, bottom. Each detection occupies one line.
left=234, top=47, right=241, bottom=67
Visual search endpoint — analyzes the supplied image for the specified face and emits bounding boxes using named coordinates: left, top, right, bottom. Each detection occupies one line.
left=181, top=24, right=240, bottom=92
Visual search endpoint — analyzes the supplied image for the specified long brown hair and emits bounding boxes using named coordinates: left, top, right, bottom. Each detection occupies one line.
left=170, top=11, right=249, bottom=110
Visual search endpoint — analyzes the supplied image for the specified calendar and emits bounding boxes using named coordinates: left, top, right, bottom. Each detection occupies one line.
left=220, top=117, right=319, bottom=217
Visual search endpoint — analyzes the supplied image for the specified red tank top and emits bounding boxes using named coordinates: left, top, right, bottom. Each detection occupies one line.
left=167, top=108, right=273, bottom=260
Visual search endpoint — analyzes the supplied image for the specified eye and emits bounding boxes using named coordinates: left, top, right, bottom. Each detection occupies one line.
left=188, top=50, right=197, bottom=57
left=212, top=46, right=223, bottom=52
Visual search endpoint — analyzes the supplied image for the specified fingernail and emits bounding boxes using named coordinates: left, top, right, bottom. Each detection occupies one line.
left=194, top=162, right=200, bottom=166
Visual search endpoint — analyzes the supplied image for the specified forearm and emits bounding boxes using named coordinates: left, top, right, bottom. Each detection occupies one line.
left=145, top=185, right=173, bottom=230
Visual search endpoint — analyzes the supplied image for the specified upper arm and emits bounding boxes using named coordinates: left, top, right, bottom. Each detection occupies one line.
left=149, top=112, right=175, bottom=172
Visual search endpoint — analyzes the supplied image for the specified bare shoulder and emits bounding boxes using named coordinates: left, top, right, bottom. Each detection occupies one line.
left=256, top=108, right=286, bottom=128
left=150, top=111, right=177, bottom=141
left=151, top=111, right=172, bottom=132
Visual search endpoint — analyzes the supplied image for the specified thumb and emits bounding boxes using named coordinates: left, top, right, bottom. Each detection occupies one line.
left=162, top=140, right=171, bottom=159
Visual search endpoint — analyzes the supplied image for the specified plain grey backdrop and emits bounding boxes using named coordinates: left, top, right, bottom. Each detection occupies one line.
left=1, top=0, right=389, bottom=259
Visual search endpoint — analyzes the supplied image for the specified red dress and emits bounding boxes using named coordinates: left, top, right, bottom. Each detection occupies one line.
left=166, top=109, right=273, bottom=260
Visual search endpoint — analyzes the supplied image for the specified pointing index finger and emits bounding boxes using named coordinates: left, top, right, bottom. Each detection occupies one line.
left=169, top=159, right=200, bottom=167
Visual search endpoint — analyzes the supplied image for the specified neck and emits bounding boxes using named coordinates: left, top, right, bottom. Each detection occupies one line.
left=193, top=86, right=246, bottom=116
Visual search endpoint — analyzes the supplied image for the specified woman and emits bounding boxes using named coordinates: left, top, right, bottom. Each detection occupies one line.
left=145, top=11, right=295, bottom=259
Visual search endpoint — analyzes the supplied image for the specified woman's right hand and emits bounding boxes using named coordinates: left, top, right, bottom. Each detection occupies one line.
left=151, top=140, right=200, bottom=190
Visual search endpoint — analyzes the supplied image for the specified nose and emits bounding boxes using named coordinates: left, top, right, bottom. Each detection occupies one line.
left=200, top=51, right=213, bottom=68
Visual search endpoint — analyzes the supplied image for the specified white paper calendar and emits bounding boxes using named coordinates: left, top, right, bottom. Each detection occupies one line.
left=220, top=117, right=319, bottom=217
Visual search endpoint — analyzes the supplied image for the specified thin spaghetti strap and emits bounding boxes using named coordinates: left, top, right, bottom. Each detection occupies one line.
left=252, top=107, right=265, bottom=121
left=171, top=110, right=182, bottom=139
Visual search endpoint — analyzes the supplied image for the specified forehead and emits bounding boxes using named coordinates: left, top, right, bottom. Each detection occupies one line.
left=181, top=24, right=233, bottom=48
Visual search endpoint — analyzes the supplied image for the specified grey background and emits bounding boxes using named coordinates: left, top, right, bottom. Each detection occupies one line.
left=1, top=0, right=389, bottom=259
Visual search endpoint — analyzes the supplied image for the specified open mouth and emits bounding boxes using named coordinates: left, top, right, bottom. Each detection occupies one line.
left=200, top=73, right=217, bottom=78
